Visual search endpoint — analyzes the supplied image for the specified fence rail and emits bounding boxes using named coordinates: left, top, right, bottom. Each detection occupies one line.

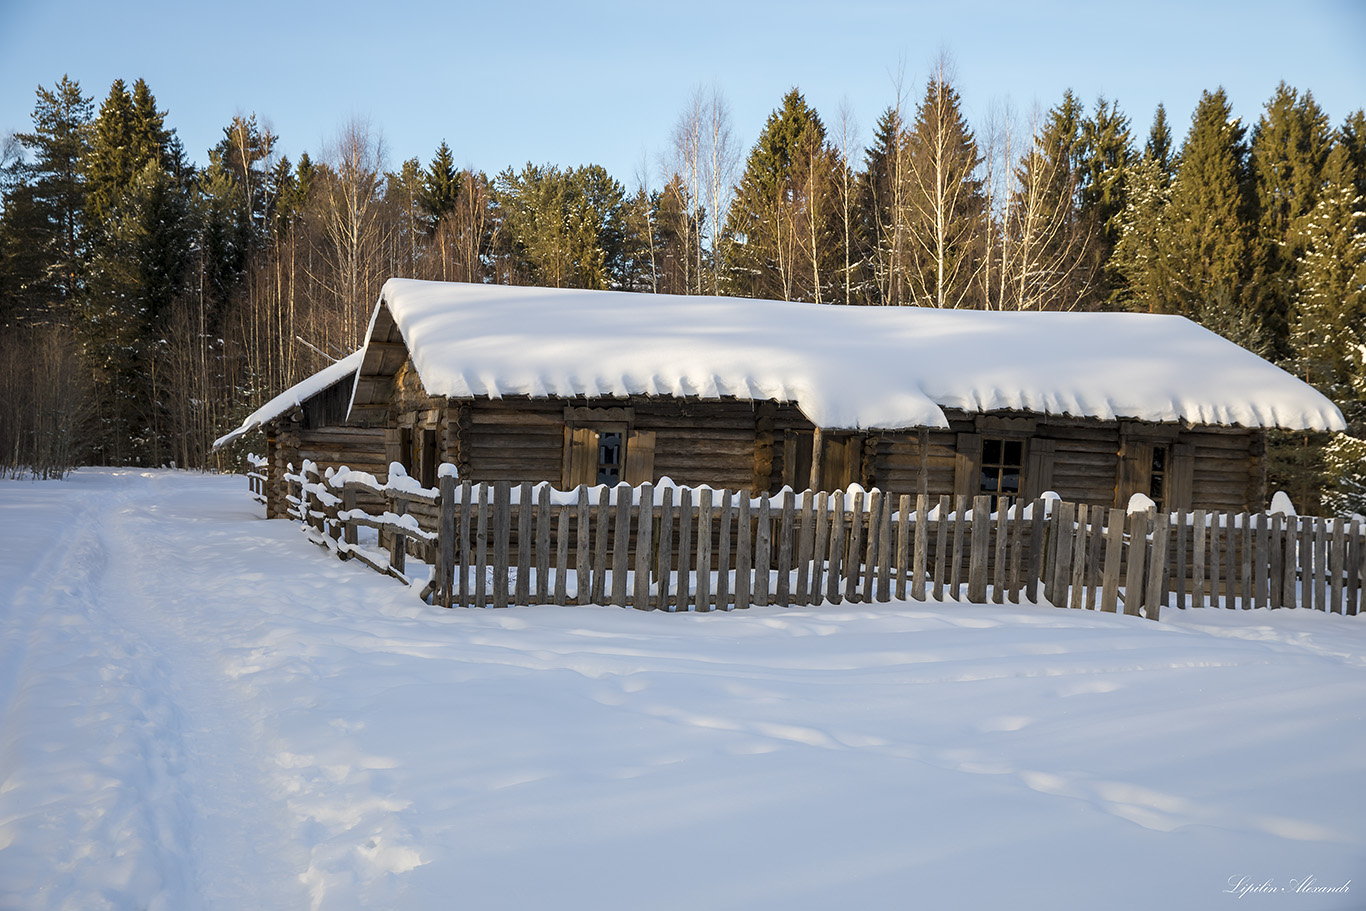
left=275, top=461, right=1366, bottom=619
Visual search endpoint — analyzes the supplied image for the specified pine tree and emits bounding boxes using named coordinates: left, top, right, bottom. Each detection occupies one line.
left=902, top=72, right=987, bottom=308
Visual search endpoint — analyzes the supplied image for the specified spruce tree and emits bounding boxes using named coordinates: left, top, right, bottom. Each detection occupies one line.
left=720, top=89, right=842, bottom=302
left=1250, top=83, right=1333, bottom=356
left=1078, top=97, right=1134, bottom=278
left=856, top=107, right=908, bottom=305
left=1145, top=103, right=1175, bottom=180
left=1150, top=88, right=1262, bottom=349
left=421, top=140, right=461, bottom=237
left=0, top=76, right=92, bottom=325
left=1340, top=109, right=1366, bottom=201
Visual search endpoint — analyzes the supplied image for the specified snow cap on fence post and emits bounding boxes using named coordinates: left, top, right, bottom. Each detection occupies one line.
left=1268, top=491, right=1296, bottom=517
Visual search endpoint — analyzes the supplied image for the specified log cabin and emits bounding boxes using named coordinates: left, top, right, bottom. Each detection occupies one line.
left=228, top=278, right=1345, bottom=518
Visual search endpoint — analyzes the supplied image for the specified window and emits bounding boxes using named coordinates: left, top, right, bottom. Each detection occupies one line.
left=596, top=431, right=624, bottom=484
left=1148, top=444, right=1168, bottom=512
left=979, top=437, right=1024, bottom=508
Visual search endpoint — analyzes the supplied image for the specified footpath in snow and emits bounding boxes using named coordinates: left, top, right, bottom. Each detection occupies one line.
left=0, top=469, right=1363, bottom=911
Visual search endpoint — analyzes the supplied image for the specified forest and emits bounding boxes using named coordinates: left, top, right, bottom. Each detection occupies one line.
left=1, top=69, right=1363, bottom=514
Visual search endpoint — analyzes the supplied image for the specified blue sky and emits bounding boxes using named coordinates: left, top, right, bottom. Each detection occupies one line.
left=2, top=0, right=1364, bottom=187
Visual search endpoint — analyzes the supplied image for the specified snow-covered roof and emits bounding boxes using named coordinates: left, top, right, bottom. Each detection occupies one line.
left=213, top=350, right=364, bottom=449
left=361, top=279, right=1345, bottom=432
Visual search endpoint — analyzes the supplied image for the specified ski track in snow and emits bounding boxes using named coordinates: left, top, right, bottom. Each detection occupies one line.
left=2, top=469, right=1365, bottom=911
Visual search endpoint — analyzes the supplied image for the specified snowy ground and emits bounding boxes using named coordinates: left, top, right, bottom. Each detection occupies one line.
left=1, top=470, right=1363, bottom=911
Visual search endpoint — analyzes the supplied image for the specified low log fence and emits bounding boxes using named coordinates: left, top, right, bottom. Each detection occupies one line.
left=246, top=453, right=267, bottom=506
left=273, top=461, right=1366, bottom=619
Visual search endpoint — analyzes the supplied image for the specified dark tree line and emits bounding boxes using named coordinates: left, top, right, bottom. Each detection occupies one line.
left=1, top=71, right=1363, bottom=514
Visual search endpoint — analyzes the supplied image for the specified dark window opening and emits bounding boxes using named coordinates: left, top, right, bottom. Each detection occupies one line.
left=979, top=438, right=1024, bottom=508
left=597, top=431, right=624, bottom=485
left=1149, top=444, right=1168, bottom=512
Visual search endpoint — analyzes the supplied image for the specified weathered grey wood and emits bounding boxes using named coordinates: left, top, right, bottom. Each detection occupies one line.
left=1346, top=520, right=1361, bottom=616
left=845, top=491, right=865, bottom=603
left=968, top=495, right=991, bottom=603
left=827, top=491, right=845, bottom=605
left=1025, top=499, right=1047, bottom=604
left=796, top=491, right=815, bottom=606
left=656, top=487, right=674, bottom=609
left=811, top=492, right=830, bottom=606
left=438, top=474, right=457, bottom=607
left=877, top=490, right=893, bottom=602
left=1330, top=518, right=1346, bottom=614
left=695, top=488, right=714, bottom=612
left=1240, top=515, right=1253, bottom=610
left=1171, top=511, right=1187, bottom=610
left=492, top=483, right=511, bottom=609
left=343, top=487, right=358, bottom=546
left=1191, top=510, right=1206, bottom=609
left=896, top=495, right=912, bottom=602
left=474, top=484, right=489, bottom=608
left=735, top=493, right=752, bottom=610
left=575, top=486, right=591, bottom=605
left=1069, top=503, right=1089, bottom=610
left=1100, top=507, right=1124, bottom=613
left=755, top=494, right=772, bottom=606
left=1209, top=516, right=1223, bottom=609
left=933, top=495, right=950, bottom=602
left=535, top=484, right=552, bottom=603
left=611, top=484, right=631, bottom=607
left=1145, top=513, right=1169, bottom=621
left=1008, top=499, right=1025, bottom=604
left=458, top=480, right=472, bottom=606
left=715, top=491, right=734, bottom=610
left=593, top=486, right=611, bottom=605
left=949, top=495, right=967, bottom=601
left=1299, top=516, right=1313, bottom=609
left=777, top=492, right=794, bottom=606
left=1224, top=512, right=1237, bottom=609
left=631, top=480, right=652, bottom=609
left=675, top=487, right=694, bottom=612
left=1313, top=518, right=1328, bottom=612
left=1086, top=507, right=1105, bottom=611
left=992, top=499, right=1008, bottom=604
left=554, top=507, right=569, bottom=606
left=1269, top=513, right=1283, bottom=609
left=1253, top=512, right=1269, bottom=610
left=515, top=482, right=532, bottom=605
left=1051, top=501, right=1077, bottom=609
left=1122, top=510, right=1149, bottom=617
left=912, top=494, right=929, bottom=602
left=861, top=490, right=880, bottom=602
left=1285, top=516, right=1301, bottom=608
left=390, top=496, right=408, bottom=576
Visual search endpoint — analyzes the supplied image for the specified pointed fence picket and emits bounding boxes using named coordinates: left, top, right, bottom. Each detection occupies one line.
left=274, top=464, right=1366, bottom=620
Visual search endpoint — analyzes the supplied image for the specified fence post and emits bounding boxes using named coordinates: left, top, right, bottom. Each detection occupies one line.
left=1145, top=512, right=1169, bottom=621
left=438, top=474, right=456, bottom=608
left=657, top=487, right=675, bottom=609
left=634, top=484, right=654, bottom=610
left=811, top=492, right=830, bottom=606
left=536, top=484, right=552, bottom=603
left=1100, top=507, right=1124, bottom=613
left=516, top=482, right=532, bottom=605
left=968, top=495, right=990, bottom=603
left=734, top=492, right=751, bottom=610
left=1122, top=510, right=1150, bottom=617
left=575, top=486, right=591, bottom=605
left=912, top=494, right=929, bottom=602
left=458, top=480, right=472, bottom=606
left=1069, top=503, right=1089, bottom=611
left=796, top=491, right=815, bottom=606
left=754, top=493, right=771, bottom=607
left=1025, top=499, right=1047, bottom=604
left=612, top=483, right=631, bottom=607
left=390, top=495, right=408, bottom=577
left=675, top=487, right=693, bottom=611
left=861, top=490, right=880, bottom=602
left=845, top=491, right=864, bottom=603
left=777, top=491, right=794, bottom=606
left=474, top=484, right=489, bottom=608
left=695, top=488, right=714, bottom=612
left=492, top=482, right=511, bottom=608
left=715, top=490, right=733, bottom=610
left=826, top=491, right=844, bottom=605
left=554, top=506, right=569, bottom=606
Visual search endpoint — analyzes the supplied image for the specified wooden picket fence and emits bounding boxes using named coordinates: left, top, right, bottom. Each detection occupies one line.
left=276, top=461, right=1366, bottom=619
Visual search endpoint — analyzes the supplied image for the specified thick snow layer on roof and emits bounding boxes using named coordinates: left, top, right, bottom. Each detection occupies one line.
left=372, top=279, right=1345, bottom=432
left=212, top=350, right=363, bottom=449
